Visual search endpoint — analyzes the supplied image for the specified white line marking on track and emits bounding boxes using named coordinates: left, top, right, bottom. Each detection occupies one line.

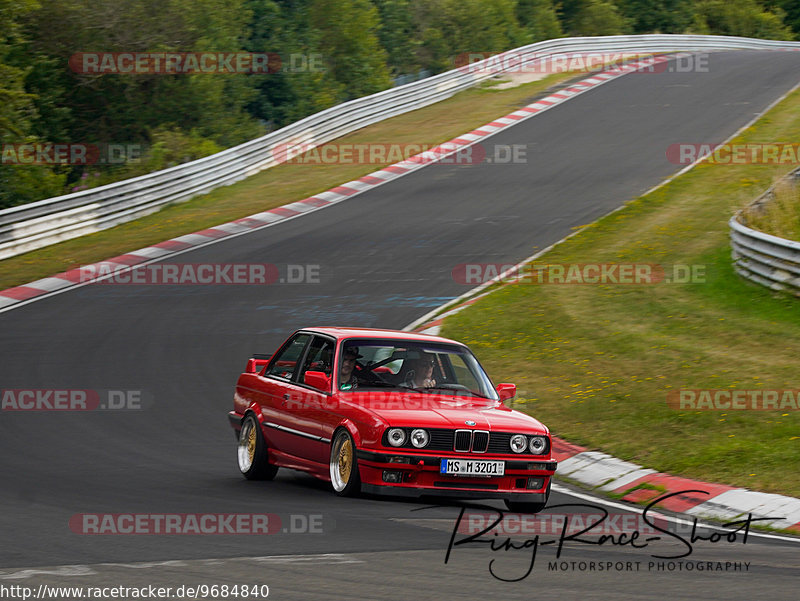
left=0, top=566, right=96, bottom=580
left=0, top=554, right=364, bottom=579
left=249, top=553, right=363, bottom=564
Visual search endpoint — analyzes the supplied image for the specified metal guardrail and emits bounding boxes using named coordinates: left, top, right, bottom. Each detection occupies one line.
left=3, top=34, right=800, bottom=260
left=730, top=168, right=800, bottom=296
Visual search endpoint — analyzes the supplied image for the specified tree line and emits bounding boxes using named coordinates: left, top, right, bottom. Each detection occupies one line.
left=0, top=0, right=796, bottom=209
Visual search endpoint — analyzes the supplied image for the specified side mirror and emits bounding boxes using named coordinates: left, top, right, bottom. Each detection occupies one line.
left=304, top=371, right=331, bottom=392
left=496, top=383, right=516, bottom=403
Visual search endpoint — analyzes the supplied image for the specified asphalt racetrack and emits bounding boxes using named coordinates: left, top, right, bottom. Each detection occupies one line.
left=1, top=52, right=799, bottom=599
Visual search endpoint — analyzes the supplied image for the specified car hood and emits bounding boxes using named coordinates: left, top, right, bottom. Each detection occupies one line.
left=344, top=390, right=548, bottom=434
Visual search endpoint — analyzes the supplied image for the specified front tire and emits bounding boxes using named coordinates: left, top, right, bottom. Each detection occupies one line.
left=237, top=414, right=278, bottom=480
left=504, top=479, right=551, bottom=514
left=329, top=429, right=361, bottom=496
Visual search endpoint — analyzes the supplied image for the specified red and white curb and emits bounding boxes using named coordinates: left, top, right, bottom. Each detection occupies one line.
left=0, top=54, right=678, bottom=314
left=553, top=442, right=800, bottom=532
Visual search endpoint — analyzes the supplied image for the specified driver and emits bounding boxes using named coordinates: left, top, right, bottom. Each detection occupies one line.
left=339, top=346, right=362, bottom=390
left=404, top=353, right=437, bottom=389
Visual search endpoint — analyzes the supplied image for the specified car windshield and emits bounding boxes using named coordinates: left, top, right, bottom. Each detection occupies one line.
left=337, top=338, right=498, bottom=400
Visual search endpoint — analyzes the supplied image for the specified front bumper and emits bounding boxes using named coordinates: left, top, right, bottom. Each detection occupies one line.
left=356, top=449, right=556, bottom=500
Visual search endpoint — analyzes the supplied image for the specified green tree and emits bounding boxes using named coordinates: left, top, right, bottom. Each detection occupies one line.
left=0, top=0, right=37, bottom=139
left=2, top=0, right=265, bottom=202
left=245, top=0, right=344, bottom=128
left=692, top=0, right=793, bottom=39
left=25, top=0, right=261, bottom=148
left=616, top=0, right=695, bottom=33
left=414, top=0, right=527, bottom=72
left=772, top=0, right=800, bottom=35
left=373, top=0, right=422, bottom=76
left=516, top=0, right=563, bottom=41
left=0, top=0, right=65, bottom=209
left=310, top=0, right=392, bottom=98
left=567, top=0, right=631, bottom=35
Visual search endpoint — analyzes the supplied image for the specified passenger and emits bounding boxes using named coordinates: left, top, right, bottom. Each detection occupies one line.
left=404, top=354, right=437, bottom=388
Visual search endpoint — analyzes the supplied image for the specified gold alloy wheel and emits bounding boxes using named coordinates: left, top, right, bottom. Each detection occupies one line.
left=247, top=423, right=257, bottom=464
left=237, top=415, right=279, bottom=481
left=330, top=430, right=358, bottom=493
left=338, top=438, right=352, bottom=482
left=238, top=418, right=258, bottom=473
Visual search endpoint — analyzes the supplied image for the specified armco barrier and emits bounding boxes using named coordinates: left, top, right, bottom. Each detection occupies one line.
left=730, top=168, right=800, bottom=296
left=3, top=34, right=800, bottom=260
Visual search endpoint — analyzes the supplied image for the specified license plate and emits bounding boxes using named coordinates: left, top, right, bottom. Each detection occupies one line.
left=439, top=458, right=505, bottom=477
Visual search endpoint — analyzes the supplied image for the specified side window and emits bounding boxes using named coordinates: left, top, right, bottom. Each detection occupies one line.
left=264, top=334, right=311, bottom=381
left=298, top=336, right=334, bottom=380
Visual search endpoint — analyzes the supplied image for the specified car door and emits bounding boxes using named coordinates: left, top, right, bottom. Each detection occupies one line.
left=278, top=334, right=337, bottom=464
left=259, top=332, right=312, bottom=456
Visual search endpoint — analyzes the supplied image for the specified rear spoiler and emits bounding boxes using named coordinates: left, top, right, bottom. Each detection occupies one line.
left=245, top=353, right=272, bottom=374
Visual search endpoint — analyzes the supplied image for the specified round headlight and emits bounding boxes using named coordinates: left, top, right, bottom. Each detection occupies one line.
left=529, top=436, right=546, bottom=454
left=387, top=428, right=406, bottom=447
left=510, top=434, right=527, bottom=453
left=410, top=429, right=429, bottom=448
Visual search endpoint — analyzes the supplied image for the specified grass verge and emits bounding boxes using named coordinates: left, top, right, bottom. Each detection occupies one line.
left=442, top=87, right=800, bottom=498
left=743, top=178, right=800, bottom=241
left=0, top=71, right=581, bottom=291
